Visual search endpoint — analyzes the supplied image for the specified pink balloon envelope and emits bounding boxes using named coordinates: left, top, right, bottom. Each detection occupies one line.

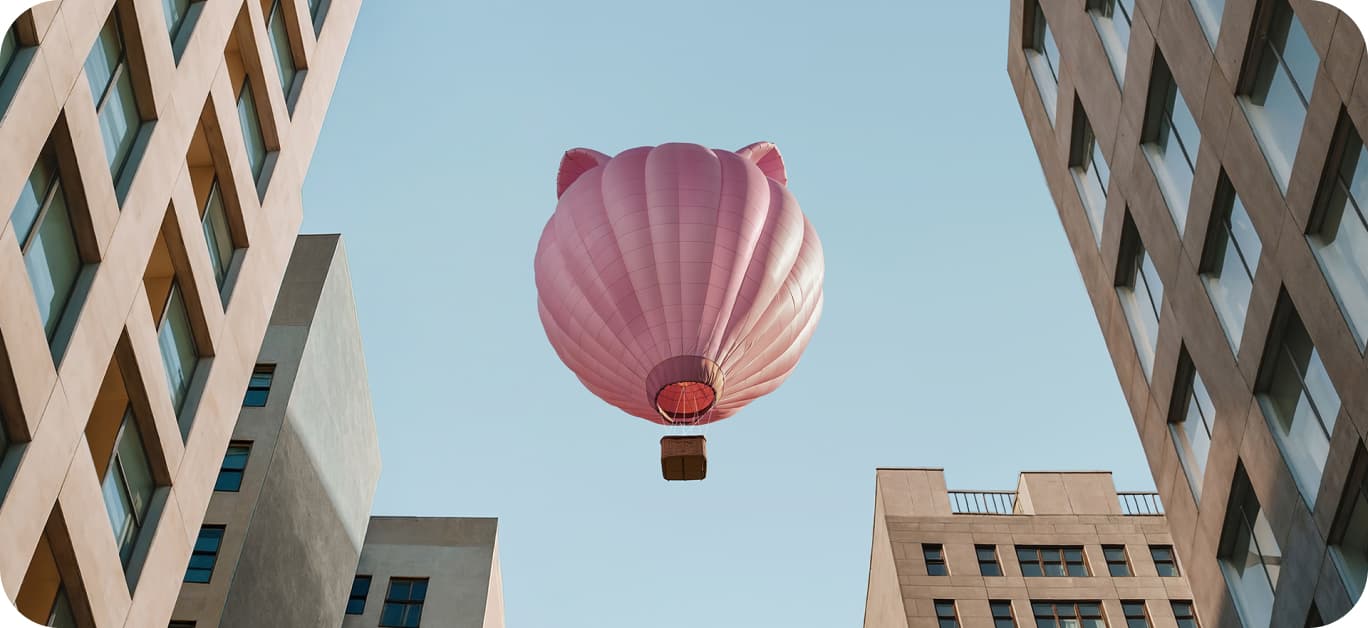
left=534, top=142, right=825, bottom=426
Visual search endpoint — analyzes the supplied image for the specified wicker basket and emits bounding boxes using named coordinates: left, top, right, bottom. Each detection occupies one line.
left=660, top=435, right=707, bottom=481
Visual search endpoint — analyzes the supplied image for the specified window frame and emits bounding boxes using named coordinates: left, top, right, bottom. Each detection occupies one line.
left=87, top=9, right=150, bottom=188
left=102, top=408, right=156, bottom=568
left=1199, top=174, right=1261, bottom=351
left=346, top=574, right=371, bottom=615
left=1307, top=112, right=1368, bottom=352
left=977, top=544, right=1002, bottom=576
left=1024, top=0, right=1061, bottom=125
left=1116, top=215, right=1165, bottom=379
left=1327, top=446, right=1368, bottom=600
left=934, top=599, right=959, bottom=628
left=156, top=281, right=203, bottom=418
left=1217, top=466, right=1281, bottom=628
left=923, top=543, right=948, bottom=576
left=214, top=442, right=251, bottom=492
left=242, top=364, right=274, bottom=407
left=1031, top=601, right=1104, bottom=628
left=1236, top=0, right=1319, bottom=192
left=1142, top=52, right=1201, bottom=233
left=1122, top=600, right=1151, bottom=628
left=1150, top=545, right=1180, bottom=577
left=1172, top=600, right=1201, bottom=628
left=1016, top=546, right=1089, bottom=577
left=1070, top=101, right=1110, bottom=243
left=1254, top=299, right=1341, bottom=505
left=990, top=600, right=1017, bottom=628
left=184, top=525, right=225, bottom=584
left=379, top=577, right=428, bottom=628
left=1169, top=349, right=1216, bottom=502
left=1103, top=545, right=1132, bottom=576
left=1087, top=0, right=1134, bottom=85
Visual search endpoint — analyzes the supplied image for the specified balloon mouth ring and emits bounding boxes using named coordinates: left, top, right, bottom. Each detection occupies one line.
left=655, top=381, right=717, bottom=422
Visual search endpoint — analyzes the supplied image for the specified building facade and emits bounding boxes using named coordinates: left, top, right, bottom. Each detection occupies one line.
left=343, top=517, right=505, bottom=628
left=171, top=234, right=380, bottom=627
left=865, top=469, right=1193, bottom=628
left=0, top=0, right=359, bottom=625
left=1006, top=0, right=1368, bottom=625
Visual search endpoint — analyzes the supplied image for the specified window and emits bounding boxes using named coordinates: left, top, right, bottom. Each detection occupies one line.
left=1088, top=0, right=1134, bottom=85
left=935, top=600, right=959, bottom=628
left=13, top=145, right=89, bottom=356
left=1219, top=466, right=1280, bottom=627
left=346, top=575, right=371, bottom=615
left=990, top=601, right=1016, bottom=628
left=1143, top=54, right=1201, bottom=232
left=184, top=525, right=224, bottom=583
left=1025, top=1, right=1061, bottom=124
left=380, top=578, right=427, bottom=627
left=1200, top=176, right=1261, bottom=350
left=1191, top=0, right=1225, bottom=46
left=1, top=23, right=33, bottom=111
left=1308, top=117, right=1368, bottom=350
left=266, top=0, right=298, bottom=99
left=47, top=586, right=76, bottom=628
left=1016, top=546, right=1088, bottom=577
left=1151, top=545, right=1179, bottom=576
left=157, top=282, right=201, bottom=416
left=237, top=79, right=268, bottom=180
left=1256, top=303, right=1341, bottom=503
left=1104, top=545, right=1131, bottom=576
left=924, top=543, right=948, bottom=575
left=169, top=622, right=196, bottom=627
left=1239, top=0, right=1318, bottom=192
left=1170, top=351, right=1215, bottom=501
left=1116, top=218, right=1164, bottom=379
left=162, top=0, right=190, bottom=37
left=1071, top=103, right=1111, bottom=242
left=86, top=10, right=148, bottom=186
left=243, top=365, right=274, bottom=407
left=201, top=180, right=237, bottom=292
left=1172, top=601, right=1200, bottom=628
left=1122, top=601, right=1149, bottom=628
left=977, top=545, right=1002, bottom=576
left=308, top=0, right=328, bottom=33
left=214, top=443, right=250, bottom=492
left=102, top=409, right=156, bottom=568
left=1329, top=449, right=1368, bottom=602
left=1032, top=602, right=1104, bottom=628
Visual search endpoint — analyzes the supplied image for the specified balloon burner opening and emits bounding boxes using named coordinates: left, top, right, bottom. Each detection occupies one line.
left=655, top=381, right=716, bottom=422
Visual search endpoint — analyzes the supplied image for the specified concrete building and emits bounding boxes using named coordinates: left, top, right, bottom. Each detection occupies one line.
left=170, top=234, right=380, bottom=627
left=1006, top=0, right=1368, bottom=625
left=865, top=469, right=1193, bottom=628
left=343, top=517, right=505, bottom=628
left=0, top=0, right=359, bottom=625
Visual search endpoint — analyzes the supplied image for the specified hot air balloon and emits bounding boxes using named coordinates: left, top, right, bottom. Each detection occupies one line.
left=534, top=142, right=825, bottom=480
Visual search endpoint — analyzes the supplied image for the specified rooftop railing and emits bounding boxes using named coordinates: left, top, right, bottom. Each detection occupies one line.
left=948, top=490, right=1017, bottom=514
left=946, top=490, right=1164, bottom=515
left=1118, top=491, right=1164, bottom=515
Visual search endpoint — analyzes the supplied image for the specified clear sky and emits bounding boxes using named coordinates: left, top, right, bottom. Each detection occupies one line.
left=299, top=1, right=1155, bottom=626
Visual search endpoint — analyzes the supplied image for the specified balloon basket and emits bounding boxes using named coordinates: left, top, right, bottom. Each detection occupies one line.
left=661, top=435, right=707, bottom=481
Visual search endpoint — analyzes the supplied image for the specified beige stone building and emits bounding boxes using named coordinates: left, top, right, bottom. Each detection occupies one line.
left=343, top=517, right=505, bottom=628
left=1005, top=0, right=1368, bottom=625
left=0, top=0, right=359, bottom=625
left=865, top=469, right=1193, bottom=628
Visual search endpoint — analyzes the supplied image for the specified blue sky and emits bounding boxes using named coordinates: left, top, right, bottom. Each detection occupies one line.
left=299, top=1, right=1154, bottom=626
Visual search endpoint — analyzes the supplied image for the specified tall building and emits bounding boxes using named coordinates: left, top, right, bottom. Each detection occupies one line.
left=171, top=234, right=380, bottom=627
left=1006, top=0, right=1368, bottom=625
left=0, top=0, right=360, bottom=625
left=864, top=468, right=1193, bottom=628
left=343, top=517, right=505, bottom=628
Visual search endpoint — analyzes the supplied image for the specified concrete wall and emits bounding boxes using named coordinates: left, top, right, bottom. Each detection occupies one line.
left=344, top=517, right=504, bottom=628
left=865, top=469, right=1192, bottom=628
left=1004, top=0, right=1368, bottom=624
left=173, top=235, right=381, bottom=627
left=0, top=0, right=361, bottom=625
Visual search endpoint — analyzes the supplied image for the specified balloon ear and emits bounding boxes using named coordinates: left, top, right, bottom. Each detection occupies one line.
left=736, top=142, right=788, bottom=186
left=557, top=148, right=611, bottom=198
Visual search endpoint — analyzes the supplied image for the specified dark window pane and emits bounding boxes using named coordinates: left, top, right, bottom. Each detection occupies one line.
left=410, top=579, right=428, bottom=600
left=380, top=604, right=403, bottom=626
